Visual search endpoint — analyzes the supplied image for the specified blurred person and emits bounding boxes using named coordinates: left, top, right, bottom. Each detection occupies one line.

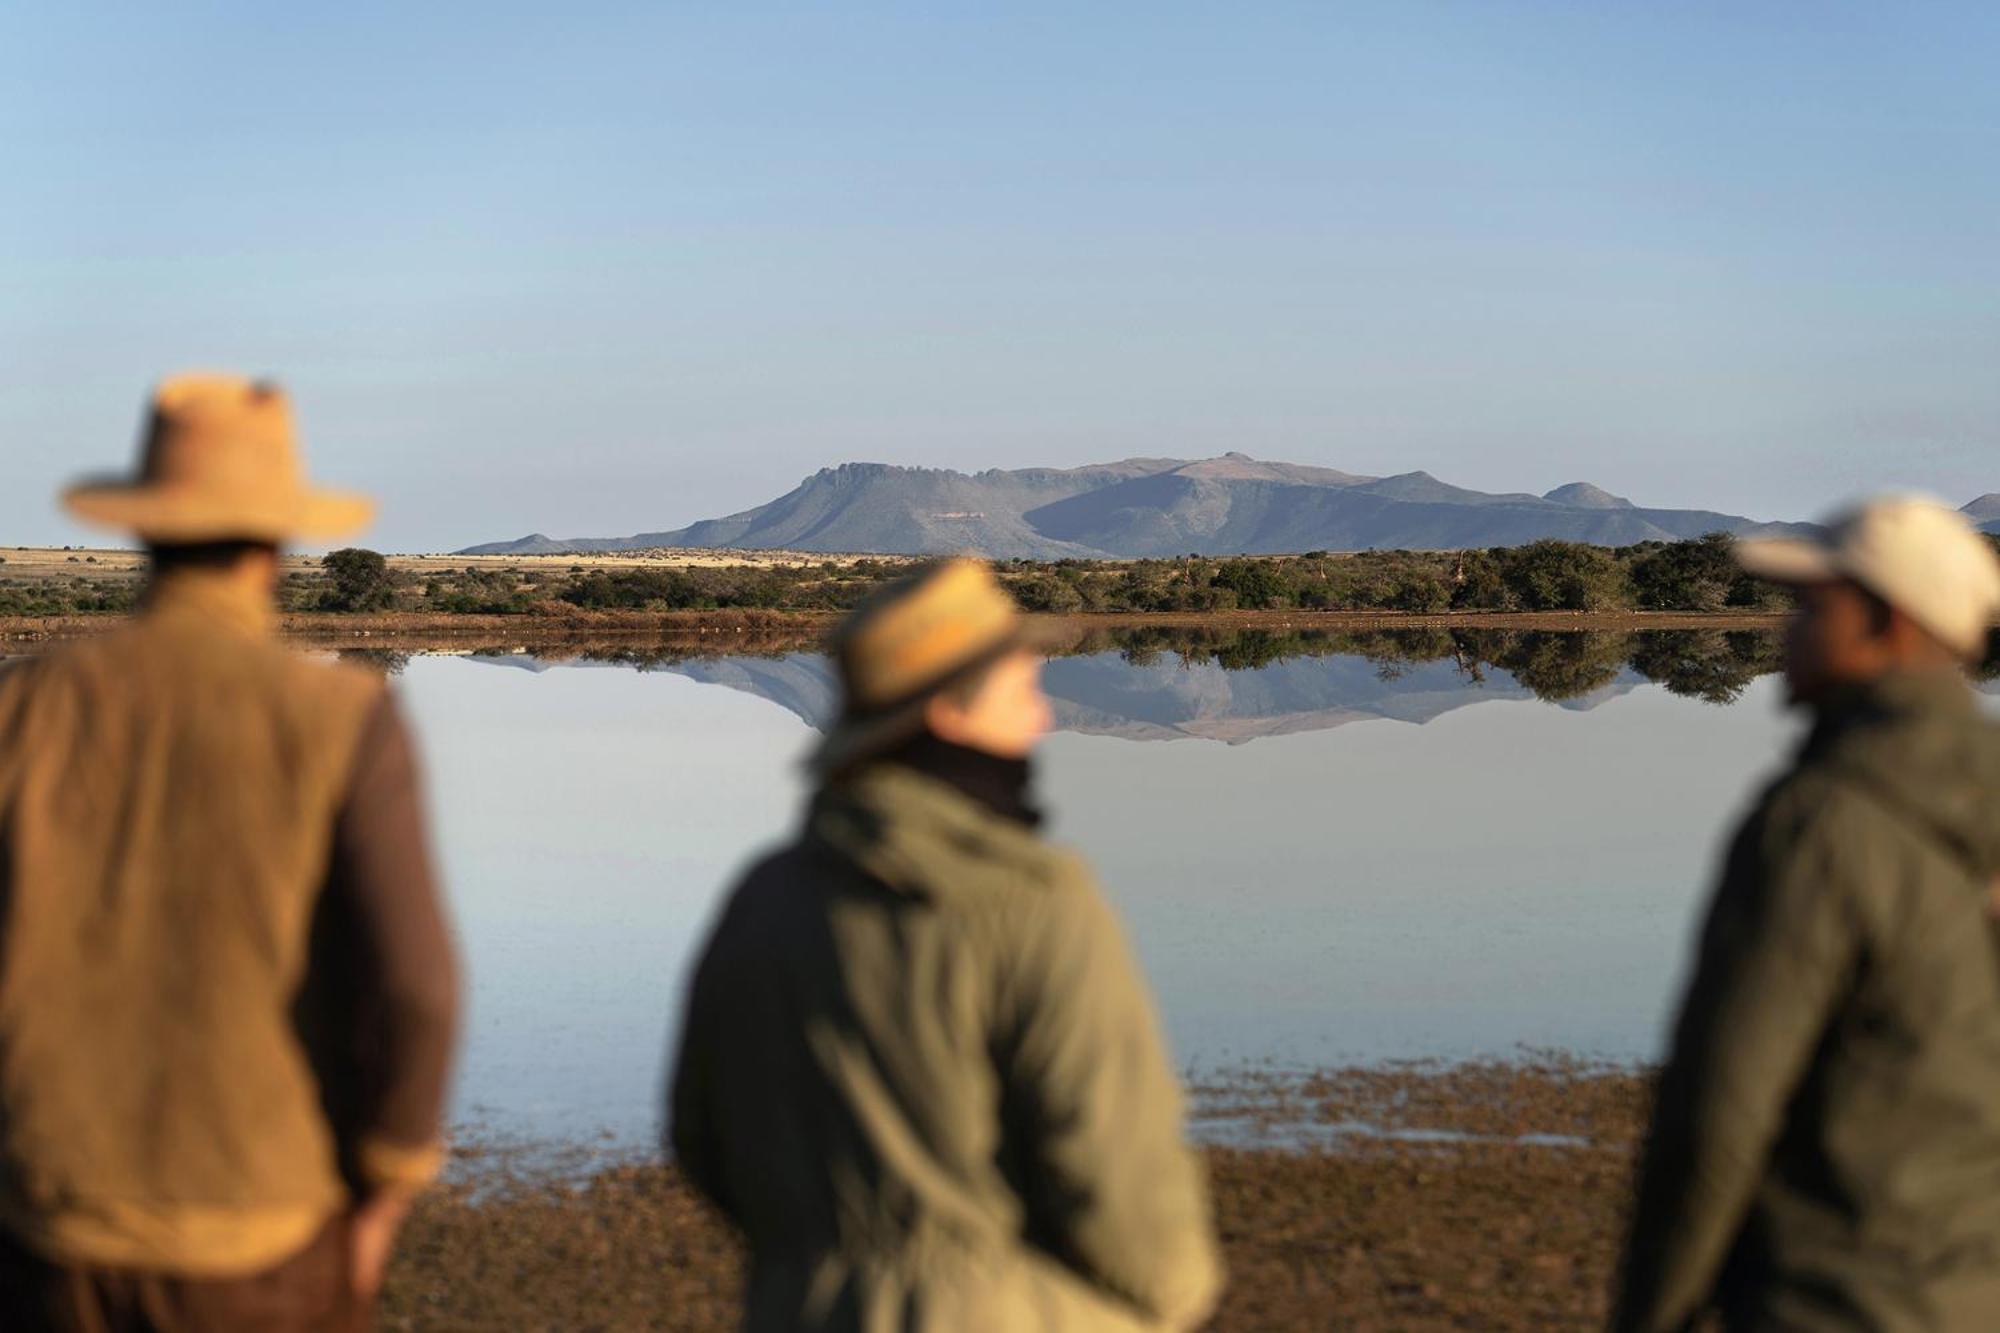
left=0, top=375, right=460, bottom=1331
left=1614, top=497, right=2000, bottom=1331
left=670, top=559, right=1222, bottom=1331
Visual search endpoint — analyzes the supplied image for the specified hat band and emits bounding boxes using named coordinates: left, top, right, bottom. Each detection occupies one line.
left=838, top=626, right=1028, bottom=726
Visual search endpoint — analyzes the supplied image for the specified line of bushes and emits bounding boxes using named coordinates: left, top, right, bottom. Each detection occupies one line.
left=999, top=534, right=1805, bottom=615
left=11, top=533, right=1999, bottom=620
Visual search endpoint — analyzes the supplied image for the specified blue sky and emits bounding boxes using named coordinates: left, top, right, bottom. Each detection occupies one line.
left=5, top=3, right=1997, bottom=550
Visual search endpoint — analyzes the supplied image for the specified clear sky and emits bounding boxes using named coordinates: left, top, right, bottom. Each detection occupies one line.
left=5, top=3, right=1997, bottom=551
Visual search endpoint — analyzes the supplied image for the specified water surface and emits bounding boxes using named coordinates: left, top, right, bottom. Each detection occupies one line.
left=386, top=627, right=2000, bottom=1146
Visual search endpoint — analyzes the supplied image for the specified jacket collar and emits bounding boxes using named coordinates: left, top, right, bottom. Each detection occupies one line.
left=1808, top=669, right=1976, bottom=742
left=1803, top=668, right=2000, bottom=879
left=809, top=763, right=1056, bottom=901
left=141, top=569, right=278, bottom=640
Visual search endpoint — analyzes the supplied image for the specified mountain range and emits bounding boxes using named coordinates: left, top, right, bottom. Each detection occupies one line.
left=462, top=455, right=1995, bottom=558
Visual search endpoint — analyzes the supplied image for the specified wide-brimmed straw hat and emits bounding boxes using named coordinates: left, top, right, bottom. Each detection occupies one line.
left=810, top=558, right=1052, bottom=777
left=63, top=373, right=373, bottom=543
left=1736, top=494, right=2000, bottom=660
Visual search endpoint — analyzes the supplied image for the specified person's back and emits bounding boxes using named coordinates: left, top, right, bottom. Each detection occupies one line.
left=0, top=376, right=459, bottom=1332
left=1615, top=498, right=2000, bottom=1332
left=0, top=583, right=381, bottom=1262
left=672, top=561, right=1221, bottom=1332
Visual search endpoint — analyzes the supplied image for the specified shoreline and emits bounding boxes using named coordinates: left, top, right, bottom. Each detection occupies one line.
left=387, top=1146, right=1636, bottom=1331
left=394, top=1061, right=1647, bottom=1331
left=0, top=606, right=1794, bottom=645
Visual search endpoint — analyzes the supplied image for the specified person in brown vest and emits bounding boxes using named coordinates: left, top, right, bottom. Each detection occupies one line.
left=671, top=560, right=1222, bottom=1331
left=0, top=375, right=461, bottom=1331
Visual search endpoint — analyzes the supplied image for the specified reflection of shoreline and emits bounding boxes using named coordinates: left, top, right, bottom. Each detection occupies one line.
left=12, top=626, right=1995, bottom=741
left=405, top=628, right=1802, bottom=743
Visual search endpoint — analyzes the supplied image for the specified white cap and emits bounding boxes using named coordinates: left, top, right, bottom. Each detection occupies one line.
left=1736, top=495, right=2000, bottom=660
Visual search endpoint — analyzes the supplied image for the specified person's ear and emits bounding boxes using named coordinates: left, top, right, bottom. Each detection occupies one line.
left=921, top=690, right=963, bottom=742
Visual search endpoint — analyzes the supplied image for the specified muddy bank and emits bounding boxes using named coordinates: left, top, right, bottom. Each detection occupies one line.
left=382, top=1063, right=1649, bottom=1331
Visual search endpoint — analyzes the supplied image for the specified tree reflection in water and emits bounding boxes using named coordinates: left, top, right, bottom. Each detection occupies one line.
left=333, top=623, right=1997, bottom=708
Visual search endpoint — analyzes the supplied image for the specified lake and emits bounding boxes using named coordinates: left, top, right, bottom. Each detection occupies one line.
left=360, top=624, right=2000, bottom=1149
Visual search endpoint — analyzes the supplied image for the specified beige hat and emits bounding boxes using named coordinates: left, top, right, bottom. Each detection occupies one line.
left=63, top=373, right=374, bottom=543
left=811, top=558, right=1047, bottom=776
left=1737, top=495, right=2000, bottom=659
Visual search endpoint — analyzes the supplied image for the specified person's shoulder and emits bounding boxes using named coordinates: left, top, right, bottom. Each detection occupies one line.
left=268, top=643, right=389, bottom=713
left=734, top=840, right=815, bottom=895
left=0, top=629, right=128, bottom=696
left=1033, top=843, right=1103, bottom=899
left=713, top=839, right=826, bottom=923
left=1749, top=764, right=1885, bottom=855
left=986, top=842, right=1114, bottom=945
left=689, top=839, right=827, bottom=969
left=1726, top=764, right=1916, bottom=929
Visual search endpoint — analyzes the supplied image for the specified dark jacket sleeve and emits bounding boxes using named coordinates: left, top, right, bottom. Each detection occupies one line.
left=667, top=934, right=730, bottom=1216
left=997, top=859, right=1223, bottom=1330
left=302, top=691, right=461, bottom=1193
left=1613, top=789, right=1864, bottom=1332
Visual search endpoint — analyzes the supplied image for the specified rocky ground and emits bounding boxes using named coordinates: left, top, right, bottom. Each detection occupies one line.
left=380, top=1062, right=1652, bottom=1332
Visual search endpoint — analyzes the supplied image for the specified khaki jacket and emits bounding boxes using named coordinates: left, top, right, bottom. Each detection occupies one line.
left=1616, top=673, right=2000, bottom=1332
left=671, top=764, right=1222, bottom=1332
left=0, top=573, right=457, bottom=1275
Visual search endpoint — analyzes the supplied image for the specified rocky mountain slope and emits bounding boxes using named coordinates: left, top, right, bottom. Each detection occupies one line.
left=1964, top=494, right=2000, bottom=533
left=461, top=453, right=1851, bottom=557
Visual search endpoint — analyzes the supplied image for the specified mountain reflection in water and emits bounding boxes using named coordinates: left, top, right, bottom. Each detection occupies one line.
left=355, top=627, right=1801, bottom=743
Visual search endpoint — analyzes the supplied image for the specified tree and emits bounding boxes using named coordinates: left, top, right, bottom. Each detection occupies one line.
left=319, top=548, right=395, bottom=612
left=1626, top=534, right=1736, bottom=612
left=1390, top=574, right=1452, bottom=614
left=1497, top=541, right=1630, bottom=612
left=1211, top=559, right=1289, bottom=610
left=1007, top=574, right=1084, bottom=614
left=1449, top=550, right=1509, bottom=610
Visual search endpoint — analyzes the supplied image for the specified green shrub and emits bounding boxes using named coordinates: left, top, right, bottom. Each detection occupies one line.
left=320, top=548, right=396, bottom=612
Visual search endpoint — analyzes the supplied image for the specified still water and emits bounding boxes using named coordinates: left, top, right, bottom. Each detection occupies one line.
left=374, top=626, right=2000, bottom=1148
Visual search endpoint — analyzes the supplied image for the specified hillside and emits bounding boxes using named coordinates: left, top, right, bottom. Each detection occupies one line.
left=1965, top=494, right=2000, bottom=533
left=461, top=453, right=1832, bottom=557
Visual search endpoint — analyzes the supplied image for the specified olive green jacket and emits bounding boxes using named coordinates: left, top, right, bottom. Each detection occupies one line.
left=1616, top=672, right=2000, bottom=1332
left=670, top=765, right=1222, bottom=1332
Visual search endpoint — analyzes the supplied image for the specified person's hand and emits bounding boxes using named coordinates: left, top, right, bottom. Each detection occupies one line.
left=349, top=1186, right=417, bottom=1299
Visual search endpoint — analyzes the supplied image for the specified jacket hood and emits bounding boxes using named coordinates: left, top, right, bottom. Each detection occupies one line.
left=808, top=763, right=1067, bottom=903
left=1807, top=671, right=2000, bottom=879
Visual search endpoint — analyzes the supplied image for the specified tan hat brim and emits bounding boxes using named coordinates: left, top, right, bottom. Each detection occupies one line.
left=62, top=481, right=375, bottom=543
left=808, top=619, right=1068, bottom=778
left=1734, top=537, right=1841, bottom=586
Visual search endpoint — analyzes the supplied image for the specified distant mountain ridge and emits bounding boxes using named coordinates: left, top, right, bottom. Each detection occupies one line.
left=462, top=452, right=1905, bottom=558
left=1965, top=494, right=2000, bottom=533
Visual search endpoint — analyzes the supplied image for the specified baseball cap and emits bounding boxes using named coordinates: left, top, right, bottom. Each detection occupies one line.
left=1736, top=495, right=2000, bottom=660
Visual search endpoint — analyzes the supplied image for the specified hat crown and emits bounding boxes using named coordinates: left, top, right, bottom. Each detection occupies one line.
left=1800, top=495, right=2000, bottom=656
left=140, top=375, right=305, bottom=495
left=834, top=559, right=1021, bottom=712
left=61, top=371, right=373, bottom=543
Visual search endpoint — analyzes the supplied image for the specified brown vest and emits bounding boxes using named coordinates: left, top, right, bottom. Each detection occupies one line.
left=0, top=574, right=382, bottom=1273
